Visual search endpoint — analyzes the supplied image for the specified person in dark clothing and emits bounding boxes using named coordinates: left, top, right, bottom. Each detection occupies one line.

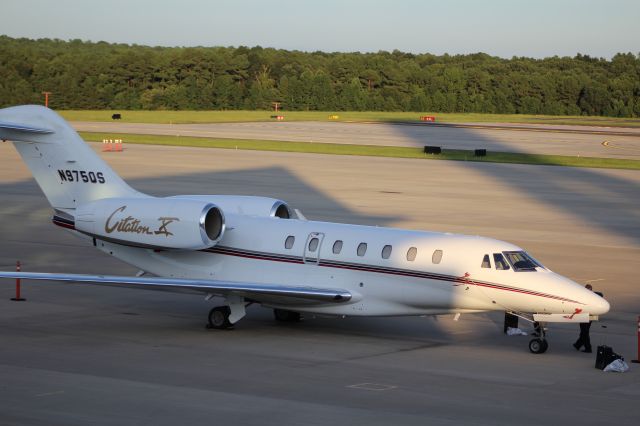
left=574, top=321, right=592, bottom=352
left=573, top=284, right=597, bottom=353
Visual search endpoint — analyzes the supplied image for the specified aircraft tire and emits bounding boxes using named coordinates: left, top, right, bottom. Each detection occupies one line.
left=528, top=338, right=548, bottom=354
left=208, top=306, right=232, bottom=329
left=273, top=309, right=301, bottom=322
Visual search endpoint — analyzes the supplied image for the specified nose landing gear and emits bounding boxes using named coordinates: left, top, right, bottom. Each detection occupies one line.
left=507, top=311, right=549, bottom=354
left=528, top=321, right=548, bottom=354
left=528, top=337, right=549, bottom=354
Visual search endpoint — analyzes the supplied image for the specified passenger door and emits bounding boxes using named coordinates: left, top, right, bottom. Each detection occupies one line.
left=303, top=232, right=324, bottom=264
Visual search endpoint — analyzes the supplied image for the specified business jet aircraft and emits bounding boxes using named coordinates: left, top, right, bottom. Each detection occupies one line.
left=0, top=105, right=609, bottom=354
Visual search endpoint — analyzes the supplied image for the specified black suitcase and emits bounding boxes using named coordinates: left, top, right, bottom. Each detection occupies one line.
left=595, top=345, right=621, bottom=370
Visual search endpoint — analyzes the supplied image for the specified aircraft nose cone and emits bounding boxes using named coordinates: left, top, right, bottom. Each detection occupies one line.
left=589, top=293, right=610, bottom=316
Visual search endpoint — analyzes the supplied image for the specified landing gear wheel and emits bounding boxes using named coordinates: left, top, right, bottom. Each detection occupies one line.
left=273, top=309, right=301, bottom=322
left=208, top=306, right=232, bottom=329
left=529, top=338, right=549, bottom=354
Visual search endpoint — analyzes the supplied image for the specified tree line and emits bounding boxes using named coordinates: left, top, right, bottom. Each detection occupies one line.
left=1, top=36, right=639, bottom=117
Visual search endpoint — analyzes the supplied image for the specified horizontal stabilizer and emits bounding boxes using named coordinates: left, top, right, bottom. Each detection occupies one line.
left=0, top=105, right=141, bottom=208
left=0, top=271, right=353, bottom=304
left=0, top=121, right=54, bottom=135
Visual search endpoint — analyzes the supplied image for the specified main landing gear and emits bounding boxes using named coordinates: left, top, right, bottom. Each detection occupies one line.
left=206, top=295, right=247, bottom=330
left=205, top=296, right=303, bottom=329
left=208, top=306, right=232, bottom=329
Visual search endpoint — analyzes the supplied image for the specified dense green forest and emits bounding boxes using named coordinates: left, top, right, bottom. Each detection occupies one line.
left=1, top=36, right=639, bottom=116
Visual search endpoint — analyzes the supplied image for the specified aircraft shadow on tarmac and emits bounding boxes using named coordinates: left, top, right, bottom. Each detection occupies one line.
left=393, top=125, right=640, bottom=246
left=130, top=166, right=400, bottom=226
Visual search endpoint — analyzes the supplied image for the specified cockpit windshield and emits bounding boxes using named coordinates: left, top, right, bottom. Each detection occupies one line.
left=502, top=251, right=543, bottom=272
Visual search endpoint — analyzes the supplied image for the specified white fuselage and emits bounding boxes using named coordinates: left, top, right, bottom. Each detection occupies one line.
left=86, top=213, right=609, bottom=318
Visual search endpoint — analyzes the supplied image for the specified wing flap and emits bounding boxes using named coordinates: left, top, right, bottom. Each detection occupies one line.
left=0, top=271, right=352, bottom=304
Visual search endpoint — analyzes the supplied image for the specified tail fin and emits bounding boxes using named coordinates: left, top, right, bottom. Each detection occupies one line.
left=0, top=105, right=142, bottom=210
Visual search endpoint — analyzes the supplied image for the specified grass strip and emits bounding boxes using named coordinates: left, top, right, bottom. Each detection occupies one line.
left=63, top=110, right=640, bottom=128
left=80, top=132, right=640, bottom=171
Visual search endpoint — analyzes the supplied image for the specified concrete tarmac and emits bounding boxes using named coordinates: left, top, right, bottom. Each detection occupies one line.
left=1, top=142, right=639, bottom=425
left=71, top=120, right=640, bottom=159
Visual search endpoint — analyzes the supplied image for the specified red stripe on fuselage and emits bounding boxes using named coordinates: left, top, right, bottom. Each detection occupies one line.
left=206, top=246, right=583, bottom=305
left=50, top=221, right=580, bottom=305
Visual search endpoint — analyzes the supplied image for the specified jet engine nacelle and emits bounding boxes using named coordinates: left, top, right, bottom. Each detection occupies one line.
left=170, top=195, right=292, bottom=219
left=74, top=197, right=225, bottom=250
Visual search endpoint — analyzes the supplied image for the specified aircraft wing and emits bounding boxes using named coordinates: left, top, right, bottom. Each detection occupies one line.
left=0, top=271, right=352, bottom=305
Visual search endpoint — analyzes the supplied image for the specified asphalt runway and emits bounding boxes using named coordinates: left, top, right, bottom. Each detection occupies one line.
left=1, top=142, right=639, bottom=425
left=72, top=120, right=640, bottom=159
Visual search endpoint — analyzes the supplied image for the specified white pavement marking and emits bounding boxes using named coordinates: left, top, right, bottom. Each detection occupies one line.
left=35, top=390, right=65, bottom=397
left=347, top=383, right=398, bottom=391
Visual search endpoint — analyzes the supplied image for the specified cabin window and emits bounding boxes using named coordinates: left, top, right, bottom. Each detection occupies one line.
left=493, top=253, right=510, bottom=270
left=381, top=245, right=392, bottom=259
left=308, top=237, right=319, bottom=252
left=284, top=235, right=295, bottom=249
left=357, top=243, right=367, bottom=257
left=406, top=247, right=417, bottom=261
left=332, top=240, right=343, bottom=254
left=432, top=249, right=443, bottom=264
left=481, top=254, right=491, bottom=268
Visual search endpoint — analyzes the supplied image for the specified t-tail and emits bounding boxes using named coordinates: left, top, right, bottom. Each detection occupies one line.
left=0, top=105, right=143, bottom=213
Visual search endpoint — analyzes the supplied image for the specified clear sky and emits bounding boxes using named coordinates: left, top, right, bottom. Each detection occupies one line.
left=2, top=0, right=638, bottom=58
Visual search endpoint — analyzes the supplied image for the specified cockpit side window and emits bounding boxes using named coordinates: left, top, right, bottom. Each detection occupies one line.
left=481, top=254, right=491, bottom=268
left=493, top=253, right=510, bottom=270
left=503, top=251, right=541, bottom=272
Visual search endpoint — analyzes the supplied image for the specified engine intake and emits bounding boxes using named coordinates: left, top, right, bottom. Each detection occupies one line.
left=271, top=201, right=291, bottom=219
left=201, top=204, right=224, bottom=241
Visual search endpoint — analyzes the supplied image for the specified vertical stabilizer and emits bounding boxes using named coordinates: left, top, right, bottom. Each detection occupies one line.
left=0, top=105, right=143, bottom=210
